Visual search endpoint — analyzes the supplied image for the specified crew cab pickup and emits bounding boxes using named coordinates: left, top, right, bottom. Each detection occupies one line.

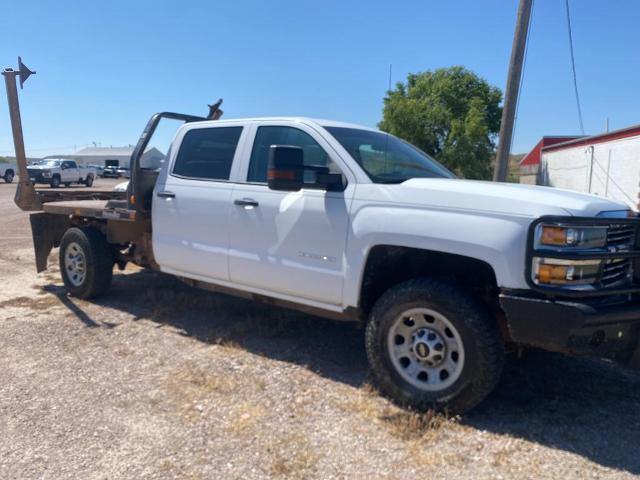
left=0, top=162, right=16, bottom=183
left=27, top=159, right=95, bottom=188
left=17, top=112, right=640, bottom=414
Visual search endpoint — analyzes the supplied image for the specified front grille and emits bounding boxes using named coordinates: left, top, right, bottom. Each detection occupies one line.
left=601, top=258, right=632, bottom=287
left=607, top=224, right=636, bottom=247
left=27, top=168, right=42, bottom=182
left=600, top=223, right=637, bottom=288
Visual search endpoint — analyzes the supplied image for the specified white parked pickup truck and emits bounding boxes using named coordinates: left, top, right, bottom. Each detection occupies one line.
left=0, top=163, right=16, bottom=183
left=19, top=113, right=640, bottom=414
left=27, top=159, right=95, bottom=188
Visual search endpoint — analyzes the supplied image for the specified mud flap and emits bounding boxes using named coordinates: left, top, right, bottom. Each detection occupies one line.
left=29, top=213, right=70, bottom=272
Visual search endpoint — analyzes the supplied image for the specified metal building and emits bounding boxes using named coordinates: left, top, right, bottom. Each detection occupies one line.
left=44, top=146, right=165, bottom=169
left=520, top=125, right=640, bottom=210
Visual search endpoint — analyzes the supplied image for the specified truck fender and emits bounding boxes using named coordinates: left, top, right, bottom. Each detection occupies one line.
left=343, top=205, right=530, bottom=307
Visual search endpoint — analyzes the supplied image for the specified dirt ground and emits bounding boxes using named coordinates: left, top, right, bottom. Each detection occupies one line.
left=1, top=178, right=639, bottom=480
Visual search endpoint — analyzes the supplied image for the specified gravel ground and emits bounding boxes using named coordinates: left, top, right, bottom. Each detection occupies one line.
left=1, top=179, right=639, bottom=479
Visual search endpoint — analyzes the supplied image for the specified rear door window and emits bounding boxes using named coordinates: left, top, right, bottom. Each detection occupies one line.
left=172, top=126, right=243, bottom=181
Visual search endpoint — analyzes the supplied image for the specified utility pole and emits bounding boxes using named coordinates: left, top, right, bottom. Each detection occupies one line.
left=493, top=0, right=533, bottom=182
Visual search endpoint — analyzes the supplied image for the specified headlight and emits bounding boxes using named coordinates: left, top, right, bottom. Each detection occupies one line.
left=41, top=169, right=52, bottom=177
left=535, top=224, right=607, bottom=249
left=532, top=257, right=602, bottom=286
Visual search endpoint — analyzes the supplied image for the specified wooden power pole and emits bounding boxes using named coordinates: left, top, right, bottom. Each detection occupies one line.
left=493, top=0, right=533, bottom=182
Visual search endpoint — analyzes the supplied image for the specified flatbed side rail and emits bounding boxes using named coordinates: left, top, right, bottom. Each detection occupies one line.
left=36, top=189, right=126, bottom=204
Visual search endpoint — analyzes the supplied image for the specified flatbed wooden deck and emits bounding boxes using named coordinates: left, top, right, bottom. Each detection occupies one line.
left=42, top=199, right=136, bottom=221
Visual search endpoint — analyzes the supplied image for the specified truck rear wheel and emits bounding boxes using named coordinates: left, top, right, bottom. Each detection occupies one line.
left=59, top=227, right=114, bottom=299
left=365, top=278, right=504, bottom=414
left=85, top=176, right=94, bottom=187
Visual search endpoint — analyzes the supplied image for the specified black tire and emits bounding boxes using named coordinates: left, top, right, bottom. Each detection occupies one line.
left=64, top=182, right=71, bottom=188
left=50, top=175, right=61, bottom=188
left=85, top=175, right=94, bottom=187
left=365, top=278, right=504, bottom=414
left=4, top=170, right=14, bottom=183
left=59, top=227, right=114, bottom=299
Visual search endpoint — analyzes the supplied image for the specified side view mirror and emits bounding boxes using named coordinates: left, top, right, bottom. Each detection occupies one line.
left=267, top=145, right=304, bottom=192
left=267, top=145, right=345, bottom=192
left=60, top=164, right=67, bottom=170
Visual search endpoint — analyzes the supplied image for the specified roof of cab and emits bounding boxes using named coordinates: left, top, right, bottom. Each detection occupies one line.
left=187, top=116, right=380, bottom=132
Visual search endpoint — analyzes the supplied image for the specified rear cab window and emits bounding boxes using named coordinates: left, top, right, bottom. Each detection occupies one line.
left=172, top=126, right=244, bottom=181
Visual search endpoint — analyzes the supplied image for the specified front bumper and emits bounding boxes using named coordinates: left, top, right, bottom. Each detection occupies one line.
left=500, top=291, right=640, bottom=368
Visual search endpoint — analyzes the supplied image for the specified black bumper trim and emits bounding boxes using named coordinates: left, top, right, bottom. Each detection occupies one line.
left=500, top=292, right=640, bottom=364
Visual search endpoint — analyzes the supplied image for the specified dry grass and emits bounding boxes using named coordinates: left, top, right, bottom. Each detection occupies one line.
left=166, top=362, right=237, bottom=420
left=227, top=402, right=267, bottom=433
left=268, top=433, right=319, bottom=479
left=346, top=383, right=459, bottom=446
left=0, top=294, right=62, bottom=311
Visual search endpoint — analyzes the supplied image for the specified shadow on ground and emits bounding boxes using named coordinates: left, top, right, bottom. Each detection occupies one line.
left=44, top=269, right=640, bottom=474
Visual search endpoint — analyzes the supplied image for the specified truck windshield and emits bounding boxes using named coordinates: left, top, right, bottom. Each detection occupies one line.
left=40, top=159, right=62, bottom=167
left=324, top=127, right=455, bottom=183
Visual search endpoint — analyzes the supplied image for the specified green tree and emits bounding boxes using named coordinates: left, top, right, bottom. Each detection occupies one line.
left=379, top=66, right=502, bottom=179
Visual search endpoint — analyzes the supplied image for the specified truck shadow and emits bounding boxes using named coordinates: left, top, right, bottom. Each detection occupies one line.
left=46, top=269, right=640, bottom=474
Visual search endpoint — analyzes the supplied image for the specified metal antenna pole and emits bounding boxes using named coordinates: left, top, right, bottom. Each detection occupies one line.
left=493, top=0, right=533, bottom=182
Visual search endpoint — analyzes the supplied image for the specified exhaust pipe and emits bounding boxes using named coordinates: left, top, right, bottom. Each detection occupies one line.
left=2, top=57, right=41, bottom=211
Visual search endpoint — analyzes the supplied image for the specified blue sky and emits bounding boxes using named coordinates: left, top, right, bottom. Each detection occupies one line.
left=1, top=0, right=639, bottom=158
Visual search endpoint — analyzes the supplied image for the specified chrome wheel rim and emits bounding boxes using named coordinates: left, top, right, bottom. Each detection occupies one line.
left=64, top=242, right=86, bottom=286
left=387, top=307, right=465, bottom=391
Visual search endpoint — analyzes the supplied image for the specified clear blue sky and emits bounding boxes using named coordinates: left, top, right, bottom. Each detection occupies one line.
left=1, top=0, right=639, bottom=158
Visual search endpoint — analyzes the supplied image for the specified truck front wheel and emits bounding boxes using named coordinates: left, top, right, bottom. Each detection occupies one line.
left=365, top=278, right=504, bottom=414
left=59, top=227, right=114, bottom=299
left=4, top=170, right=14, bottom=183
left=50, top=175, right=61, bottom=188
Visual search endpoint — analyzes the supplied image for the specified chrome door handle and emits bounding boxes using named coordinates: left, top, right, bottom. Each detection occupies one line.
left=157, top=190, right=175, bottom=198
left=234, top=198, right=259, bottom=207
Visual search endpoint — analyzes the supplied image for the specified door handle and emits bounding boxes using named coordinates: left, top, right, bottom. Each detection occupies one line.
left=157, top=190, right=176, bottom=198
left=234, top=198, right=259, bottom=207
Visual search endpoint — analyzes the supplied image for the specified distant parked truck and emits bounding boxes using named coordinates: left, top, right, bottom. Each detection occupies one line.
left=27, top=159, right=96, bottom=188
left=0, top=163, right=17, bottom=183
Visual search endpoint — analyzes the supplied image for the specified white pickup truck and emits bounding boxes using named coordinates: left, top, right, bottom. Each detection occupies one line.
left=0, top=163, right=16, bottom=183
left=19, top=113, right=640, bottom=414
left=27, top=159, right=95, bottom=188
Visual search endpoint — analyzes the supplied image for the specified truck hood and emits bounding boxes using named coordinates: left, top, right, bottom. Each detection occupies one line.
left=27, top=165, right=53, bottom=170
left=385, top=178, right=629, bottom=217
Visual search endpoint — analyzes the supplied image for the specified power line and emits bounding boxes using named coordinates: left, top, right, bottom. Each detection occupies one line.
left=565, top=0, right=585, bottom=135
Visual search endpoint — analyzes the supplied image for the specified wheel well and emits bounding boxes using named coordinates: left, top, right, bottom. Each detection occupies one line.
left=359, top=245, right=500, bottom=316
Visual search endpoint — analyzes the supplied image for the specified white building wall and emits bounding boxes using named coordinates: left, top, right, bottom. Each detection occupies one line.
left=540, top=135, right=640, bottom=211
left=73, top=155, right=129, bottom=167
left=71, top=151, right=164, bottom=169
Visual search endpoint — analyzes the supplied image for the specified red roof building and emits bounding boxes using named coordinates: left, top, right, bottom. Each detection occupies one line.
left=519, top=136, right=582, bottom=173
left=519, top=124, right=640, bottom=209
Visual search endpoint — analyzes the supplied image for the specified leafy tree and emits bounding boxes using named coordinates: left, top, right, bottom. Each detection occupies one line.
left=379, top=66, right=502, bottom=179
